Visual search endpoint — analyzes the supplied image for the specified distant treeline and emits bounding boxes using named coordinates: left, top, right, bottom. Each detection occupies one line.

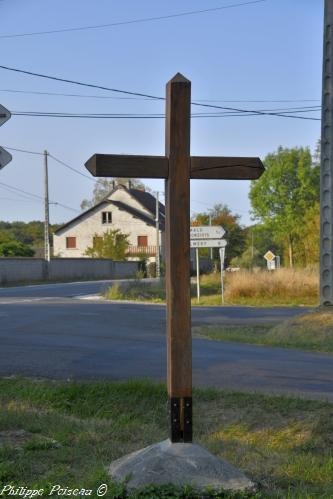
left=0, top=221, right=62, bottom=257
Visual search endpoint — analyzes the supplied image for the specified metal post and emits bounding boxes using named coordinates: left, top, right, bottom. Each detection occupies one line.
left=196, top=247, right=200, bottom=302
left=155, top=191, right=160, bottom=278
left=44, top=150, right=50, bottom=262
left=320, top=0, right=333, bottom=306
left=209, top=215, right=213, bottom=260
left=219, top=247, right=225, bottom=305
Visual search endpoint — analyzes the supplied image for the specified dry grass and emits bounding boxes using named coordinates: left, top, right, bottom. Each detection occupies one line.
left=195, top=309, right=333, bottom=353
left=224, top=268, right=318, bottom=306
left=266, top=309, right=333, bottom=351
left=104, top=269, right=319, bottom=307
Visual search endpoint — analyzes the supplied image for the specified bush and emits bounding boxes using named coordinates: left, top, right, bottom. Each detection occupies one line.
left=147, top=262, right=156, bottom=278
left=0, top=241, right=35, bottom=257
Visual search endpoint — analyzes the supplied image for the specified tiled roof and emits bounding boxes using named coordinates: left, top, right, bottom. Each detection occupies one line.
left=129, top=188, right=165, bottom=219
left=54, top=185, right=165, bottom=234
left=108, top=200, right=161, bottom=228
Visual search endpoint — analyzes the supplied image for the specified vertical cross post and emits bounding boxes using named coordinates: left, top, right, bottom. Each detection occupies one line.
left=165, top=74, right=192, bottom=442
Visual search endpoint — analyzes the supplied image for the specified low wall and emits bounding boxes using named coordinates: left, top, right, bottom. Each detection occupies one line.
left=0, top=258, right=139, bottom=286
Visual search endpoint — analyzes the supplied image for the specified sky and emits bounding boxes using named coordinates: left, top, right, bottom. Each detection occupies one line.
left=0, top=0, right=323, bottom=226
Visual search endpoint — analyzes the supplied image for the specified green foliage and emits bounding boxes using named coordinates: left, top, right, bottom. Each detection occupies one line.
left=0, top=221, right=61, bottom=251
left=80, top=178, right=147, bottom=210
left=0, top=240, right=35, bottom=257
left=249, top=146, right=319, bottom=267
left=230, top=247, right=262, bottom=269
left=192, top=204, right=246, bottom=266
left=105, top=279, right=166, bottom=302
left=233, top=225, right=284, bottom=269
left=85, top=229, right=129, bottom=260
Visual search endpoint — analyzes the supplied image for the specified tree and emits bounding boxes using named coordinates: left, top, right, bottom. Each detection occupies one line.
left=0, top=221, right=61, bottom=252
left=249, top=146, right=319, bottom=267
left=0, top=241, right=35, bottom=257
left=191, top=204, right=246, bottom=266
left=85, top=229, right=129, bottom=260
left=80, top=178, right=148, bottom=210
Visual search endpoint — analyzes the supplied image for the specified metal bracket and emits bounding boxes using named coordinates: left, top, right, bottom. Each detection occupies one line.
left=170, top=397, right=192, bottom=443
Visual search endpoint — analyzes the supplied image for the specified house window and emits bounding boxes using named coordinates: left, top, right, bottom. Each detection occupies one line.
left=102, top=211, right=112, bottom=224
left=66, top=237, right=76, bottom=249
left=137, top=236, right=148, bottom=247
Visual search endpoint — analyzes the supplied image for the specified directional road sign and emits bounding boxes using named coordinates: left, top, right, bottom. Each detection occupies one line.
left=190, top=238, right=227, bottom=248
left=0, top=104, right=11, bottom=127
left=190, top=225, right=225, bottom=239
left=264, top=250, right=276, bottom=262
left=0, top=147, right=12, bottom=170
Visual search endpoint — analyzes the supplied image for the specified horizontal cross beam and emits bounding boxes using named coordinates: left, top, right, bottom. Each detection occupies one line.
left=85, top=154, right=264, bottom=180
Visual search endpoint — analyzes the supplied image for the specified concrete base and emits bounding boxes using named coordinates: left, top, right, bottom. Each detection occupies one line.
left=109, top=439, right=254, bottom=491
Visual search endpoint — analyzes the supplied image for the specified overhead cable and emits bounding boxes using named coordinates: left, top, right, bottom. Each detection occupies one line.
left=49, top=154, right=95, bottom=182
left=0, top=1, right=266, bottom=39
left=0, top=181, right=80, bottom=212
left=0, top=64, right=321, bottom=121
left=0, top=88, right=320, bottom=104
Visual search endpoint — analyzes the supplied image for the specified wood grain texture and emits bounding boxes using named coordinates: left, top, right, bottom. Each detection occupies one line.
left=165, top=73, right=192, bottom=399
left=85, top=154, right=168, bottom=178
left=191, top=156, right=265, bottom=179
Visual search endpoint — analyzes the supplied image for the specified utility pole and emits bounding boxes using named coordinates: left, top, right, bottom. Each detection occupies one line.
left=155, top=191, right=160, bottom=278
left=44, top=150, right=50, bottom=262
left=209, top=214, right=213, bottom=260
left=320, top=0, right=333, bottom=306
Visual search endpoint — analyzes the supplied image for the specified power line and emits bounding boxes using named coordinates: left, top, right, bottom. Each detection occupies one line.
left=0, top=64, right=321, bottom=121
left=49, top=154, right=95, bottom=182
left=0, top=1, right=266, bottom=39
left=12, top=105, right=321, bottom=114
left=0, top=181, right=80, bottom=212
left=10, top=110, right=321, bottom=121
left=0, top=88, right=320, bottom=104
left=0, top=64, right=164, bottom=101
left=3, top=145, right=44, bottom=155
left=3, top=147, right=95, bottom=184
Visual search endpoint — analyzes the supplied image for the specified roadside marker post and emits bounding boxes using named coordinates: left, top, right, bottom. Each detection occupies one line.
left=219, top=245, right=226, bottom=305
left=190, top=227, right=227, bottom=303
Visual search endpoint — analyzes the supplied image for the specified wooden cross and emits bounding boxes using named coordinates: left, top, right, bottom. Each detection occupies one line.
left=85, top=74, right=264, bottom=443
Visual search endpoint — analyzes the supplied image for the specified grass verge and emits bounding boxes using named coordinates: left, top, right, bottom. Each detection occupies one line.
left=103, top=269, right=319, bottom=307
left=194, top=309, right=333, bottom=353
left=0, top=378, right=333, bottom=498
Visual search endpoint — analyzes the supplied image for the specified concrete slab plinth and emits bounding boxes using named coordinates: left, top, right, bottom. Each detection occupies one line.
left=109, top=439, right=254, bottom=491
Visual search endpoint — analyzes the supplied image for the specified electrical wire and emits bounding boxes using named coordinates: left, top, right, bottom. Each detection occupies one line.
left=3, top=145, right=44, bottom=155
left=0, top=88, right=320, bottom=104
left=0, top=181, right=80, bottom=212
left=0, top=1, right=266, bottom=39
left=36, top=110, right=316, bottom=120
left=0, top=64, right=321, bottom=121
left=49, top=154, right=95, bottom=182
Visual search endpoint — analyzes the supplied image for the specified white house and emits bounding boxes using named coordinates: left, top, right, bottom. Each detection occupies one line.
left=53, top=184, right=165, bottom=262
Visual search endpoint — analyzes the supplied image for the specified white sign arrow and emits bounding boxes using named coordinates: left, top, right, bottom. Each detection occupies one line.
left=191, top=238, right=227, bottom=248
left=190, top=225, right=225, bottom=240
left=0, top=147, right=12, bottom=169
left=0, top=104, right=11, bottom=127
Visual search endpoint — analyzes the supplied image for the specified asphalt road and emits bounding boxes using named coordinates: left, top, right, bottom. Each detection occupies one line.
left=1, top=280, right=332, bottom=401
